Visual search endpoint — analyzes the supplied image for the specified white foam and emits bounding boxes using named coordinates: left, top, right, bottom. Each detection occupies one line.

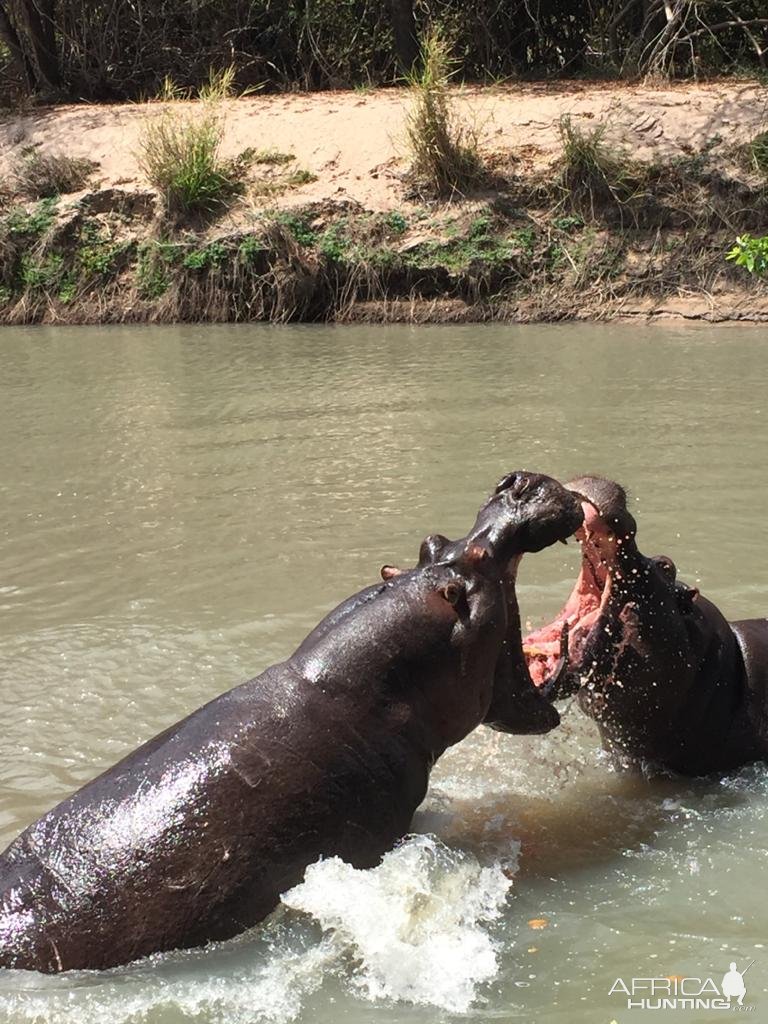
left=282, top=834, right=512, bottom=1013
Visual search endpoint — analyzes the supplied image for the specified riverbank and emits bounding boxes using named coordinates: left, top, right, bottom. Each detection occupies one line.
left=1, top=81, right=767, bottom=324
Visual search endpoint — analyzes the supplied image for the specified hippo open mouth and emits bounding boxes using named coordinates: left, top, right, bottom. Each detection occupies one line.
left=521, top=478, right=633, bottom=691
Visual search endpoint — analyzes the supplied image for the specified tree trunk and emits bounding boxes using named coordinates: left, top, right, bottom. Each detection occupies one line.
left=0, top=1, right=33, bottom=87
left=388, top=0, right=419, bottom=73
left=16, top=0, right=61, bottom=93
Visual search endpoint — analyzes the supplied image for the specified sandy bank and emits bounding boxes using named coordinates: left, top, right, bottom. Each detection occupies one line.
left=1, top=81, right=766, bottom=214
left=0, top=81, right=766, bottom=325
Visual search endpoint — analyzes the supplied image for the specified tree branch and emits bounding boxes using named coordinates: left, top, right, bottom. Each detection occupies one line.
left=677, top=19, right=768, bottom=44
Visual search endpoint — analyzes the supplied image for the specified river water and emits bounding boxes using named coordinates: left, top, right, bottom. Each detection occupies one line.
left=0, top=323, right=766, bottom=1023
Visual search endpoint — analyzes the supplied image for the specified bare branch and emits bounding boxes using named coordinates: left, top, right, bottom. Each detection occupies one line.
left=677, top=18, right=768, bottom=44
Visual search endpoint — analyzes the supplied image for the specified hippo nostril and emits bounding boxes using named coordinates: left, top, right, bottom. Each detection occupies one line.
left=494, top=472, right=519, bottom=494
left=495, top=471, right=534, bottom=497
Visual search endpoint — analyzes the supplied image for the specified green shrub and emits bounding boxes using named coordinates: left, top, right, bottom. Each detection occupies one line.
left=238, top=235, right=265, bottom=262
left=182, top=242, right=228, bottom=270
left=553, top=213, right=585, bottom=232
left=20, top=253, right=65, bottom=291
left=77, top=221, right=129, bottom=276
left=276, top=212, right=317, bottom=246
left=136, top=240, right=182, bottom=297
left=5, top=197, right=58, bottom=237
left=726, top=234, right=768, bottom=276
left=318, top=223, right=351, bottom=261
left=405, top=27, right=485, bottom=199
left=384, top=211, right=408, bottom=235
left=468, top=215, right=490, bottom=239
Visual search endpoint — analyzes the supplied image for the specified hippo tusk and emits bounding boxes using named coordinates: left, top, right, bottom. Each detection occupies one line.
left=540, top=622, right=581, bottom=701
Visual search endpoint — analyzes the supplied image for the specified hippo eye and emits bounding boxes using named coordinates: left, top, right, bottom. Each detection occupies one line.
left=439, top=581, right=463, bottom=605
left=419, top=533, right=450, bottom=566
left=654, top=557, right=676, bottom=579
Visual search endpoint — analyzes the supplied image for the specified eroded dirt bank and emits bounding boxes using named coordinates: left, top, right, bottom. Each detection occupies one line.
left=0, top=81, right=766, bottom=324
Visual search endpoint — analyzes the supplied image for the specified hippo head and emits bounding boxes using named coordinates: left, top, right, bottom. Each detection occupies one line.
left=522, top=476, right=699, bottom=737
left=407, top=471, right=585, bottom=572
left=523, top=476, right=662, bottom=690
left=383, top=471, right=584, bottom=736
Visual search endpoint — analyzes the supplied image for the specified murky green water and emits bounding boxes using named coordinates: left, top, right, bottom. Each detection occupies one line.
left=1, top=322, right=767, bottom=1023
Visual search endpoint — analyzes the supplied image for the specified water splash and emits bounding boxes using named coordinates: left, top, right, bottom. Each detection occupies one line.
left=282, top=834, right=512, bottom=1013
left=0, top=836, right=513, bottom=1024
left=0, top=935, right=333, bottom=1024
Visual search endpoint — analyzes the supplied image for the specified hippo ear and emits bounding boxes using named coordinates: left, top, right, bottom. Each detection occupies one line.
left=495, top=472, right=519, bottom=494
left=381, top=565, right=404, bottom=580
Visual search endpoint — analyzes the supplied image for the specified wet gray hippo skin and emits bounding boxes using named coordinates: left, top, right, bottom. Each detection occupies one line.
left=524, top=475, right=768, bottom=776
left=0, top=471, right=581, bottom=974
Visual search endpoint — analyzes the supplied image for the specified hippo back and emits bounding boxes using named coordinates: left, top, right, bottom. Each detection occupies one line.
left=0, top=663, right=426, bottom=972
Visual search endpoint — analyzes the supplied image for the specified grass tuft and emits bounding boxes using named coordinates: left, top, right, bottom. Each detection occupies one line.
left=13, top=147, right=97, bottom=199
left=137, top=68, right=251, bottom=216
left=253, top=150, right=296, bottom=166
left=286, top=168, right=318, bottom=186
left=137, top=111, right=249, bottom=215
left=749, top=131, right=768, bottom=178
left=556, top=115, right=631, bottom=217
left=405, top=27, right=485, bottom=199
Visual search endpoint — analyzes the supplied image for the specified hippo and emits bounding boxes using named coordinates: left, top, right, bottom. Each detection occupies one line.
left=0, top=471, right=582, bottom=973
left=523, top=475, right=768, bottom=775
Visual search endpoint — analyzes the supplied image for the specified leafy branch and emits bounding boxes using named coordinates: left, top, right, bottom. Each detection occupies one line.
left=726, top=235, right=768, bottom=277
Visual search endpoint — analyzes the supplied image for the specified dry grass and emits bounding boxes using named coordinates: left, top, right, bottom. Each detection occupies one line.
left=749, top=131, right=768, bottom=178
left=12, top=147, right=97, bottom=199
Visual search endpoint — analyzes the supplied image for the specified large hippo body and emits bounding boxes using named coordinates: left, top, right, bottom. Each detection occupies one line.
left=0, top=472, right=581, bottom=973
left=525, top=475, right=768, bottom=775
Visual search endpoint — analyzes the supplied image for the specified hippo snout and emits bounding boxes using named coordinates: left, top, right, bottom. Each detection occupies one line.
left=499, top=472, right=584, bottom=555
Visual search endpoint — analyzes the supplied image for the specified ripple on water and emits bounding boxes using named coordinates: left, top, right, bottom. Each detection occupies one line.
left=2, top=323, right=768, bottom=1024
